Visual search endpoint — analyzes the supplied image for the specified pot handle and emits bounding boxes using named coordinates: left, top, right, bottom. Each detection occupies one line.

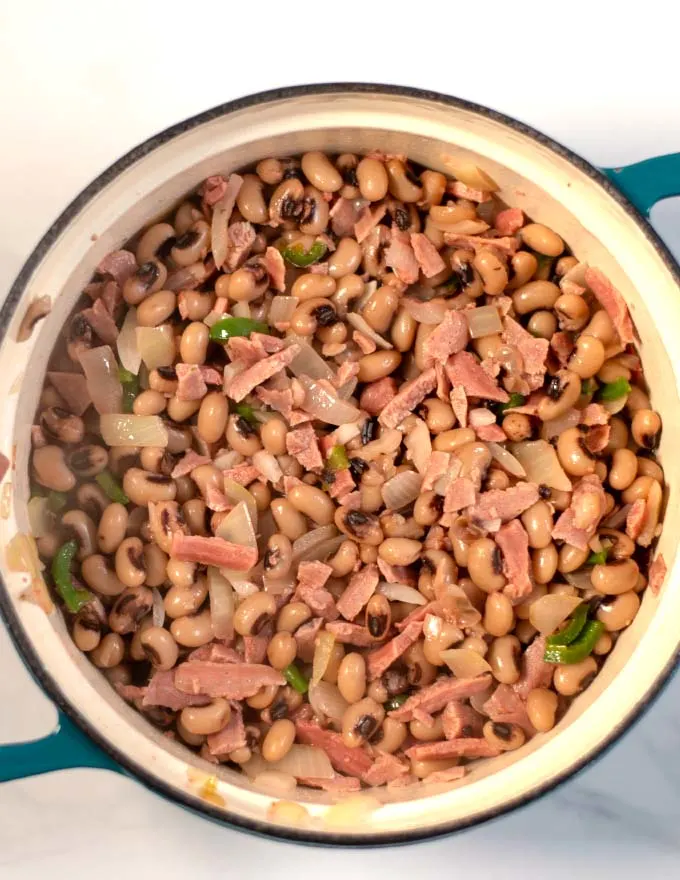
left=0, top=711, right=119, bottom=783
left=604, top=153, right=680, bottom=216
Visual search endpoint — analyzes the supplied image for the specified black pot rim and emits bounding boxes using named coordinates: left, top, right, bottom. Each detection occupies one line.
left=1, top=82, right=679, bottom=848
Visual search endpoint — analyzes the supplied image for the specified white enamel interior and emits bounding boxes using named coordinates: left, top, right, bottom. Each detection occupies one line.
left=1, top=89, right=678, bottom=841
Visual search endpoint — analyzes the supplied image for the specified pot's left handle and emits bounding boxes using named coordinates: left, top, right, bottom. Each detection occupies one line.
left=0, top=711, right=119, bottom=783
left=604, top=152, right=680, bottom=216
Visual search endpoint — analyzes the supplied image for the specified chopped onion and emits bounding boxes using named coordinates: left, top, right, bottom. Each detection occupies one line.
left=250, top=745, right=333, bottom=780
left=440, top=648, right=492, bottom=678
left=560, top=261, right=588, bottom=291
left=286, top=336, right=336, bottom=381
left=466, top=305, right=502, bottom=339
left=223, top=361, right=246, bottom=387
left=469, top=684, right=495, bottom=715
left=100, top=414, right=168, bottom=447
left=252, top=771, right=297, bottom=796
left=331, top=422, right=362, bottom=446
left=292, top=525, right=339, bottom=561
left=298, top=375, right=361, bottom=425
left=443, top=157, right=499, bottom=192
left=214, top=449, right=244, bottom=470
left=445, top=219, right=490, bottom=235
left=27, top=496, right=52, bottom=538
left=215, top=501, right=257, bottom=586
left=311, top=632, right=336, bottom=686
left=230, top=301, right=251, bottom=319
left=336, top=377, right=358, bottom=401
left=469, top=408, right=496, bottom=428
left=151, top=587, right=165, bottom=628
left=564, top=570, right=595, bottom=591
left=510, top=440, right=572, bottom=492
left=355, top=279, right=378, bottom=312
left=269, top=296, right=298, bottom=325
left=79, top=345, right=123, bottom=414
left=404, top=418, right=432, bottom=474
left=223, top=478, right=257, bottom=526
left=165, top=264, right=204, bottom=292
left=540, top=408, right=581, bottom=441
left=401, top=297, right=449, bottom=324
left=381, top=470, right=423, bottom=510
left=298, top=535, right=345, bottom=563
left=207, top=567, right=235, bottom=639
left=529, top=594, right=583, bottom=635
left=252, top=450, right=283, bottom=484
left=136, top=325, right=175, bottom=370
left=346, top=313, right=393, bottom=349
left=377, top=582, right=427, bottom=605
left=116, top=307, right=141, bottom=374
left=308, top=680, right=349, bottom=722
left=487, top=442, right=526, bottom=478
left=358, top=428, right=402, bottom=462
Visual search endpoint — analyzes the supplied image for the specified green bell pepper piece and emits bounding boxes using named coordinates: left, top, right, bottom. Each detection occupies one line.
left=47, top=490, right=68, bottom=513
left=280, top=240, right=327, bottom=268
left=498, top=393, right=526, bottom=414
left=597, top=377, right=631, bottom=402
left=283, top=663, right=308, bottom=694
left=546, top=603, right=589, bottom=648
left=231, top=402, right=257, bottom=425
left=384, top=693, right=409, bottom=712
left=544, top=620, right=604, bottom=664
left=51, top=540, right=93, bottom=614
left=328, top=444, right=350, bottom=471
left=209, top=317, right=269, bottom=342
left=95, top=470, right=129, bottom=505
left=118, top=366, right=140, bottom=414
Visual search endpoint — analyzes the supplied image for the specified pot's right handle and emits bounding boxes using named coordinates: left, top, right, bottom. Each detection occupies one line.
left=604, top=153, right=680, bottom=216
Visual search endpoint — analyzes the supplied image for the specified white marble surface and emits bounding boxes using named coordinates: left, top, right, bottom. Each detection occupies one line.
left=1, top=2, right=679, bottom=876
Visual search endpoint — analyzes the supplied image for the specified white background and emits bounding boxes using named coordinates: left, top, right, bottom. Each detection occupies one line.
left=1, top=2, right=679, bottom=877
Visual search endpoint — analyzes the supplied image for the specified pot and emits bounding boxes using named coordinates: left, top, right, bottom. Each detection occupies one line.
left=0, top=84, right=678, bottom=845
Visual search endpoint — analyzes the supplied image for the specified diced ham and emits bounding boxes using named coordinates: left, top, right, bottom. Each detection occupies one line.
left=445, top=351, right=509, bottom=403
left=425, top=767, right=467, bottom=784
left=476, top=424, right=506, bottom=442
left=337, top=489, right=362, bottom=509
left=482, top=684, right=534, bottom=734
left=251, top=333, right=285, bottom=354
left=226, top=337, right=261, bottom=367
left=171, top=533, right=257, bottom=570
left=289, top=410, right=312, bottom=426
left=175, top=363, right=208, bottom=401
left=362, top=753, right=410, bottom=786
left=379, top=368, right=438, bottom=429
left=514, top=636, right=553, bottom=700
left=410, top=233, right=446, bottom=277
left=551, top=331, right=575, bottom=366
left=325, top=621, right=377, bottom=646
left=405, top=739, right=500, bottom=760
left=377, top=558, right=415, bottom=585
left=221, top=464, right=259, bottom=486
left=502, top=317, right=549, bottom=392
left=336, top=563, right=379, bottom=621
left=384, top=229, right=419, bottom=284
left=200, top=175, right=229, bottom=206
left=580, top=403, right=609, bottom=426
left=174, top=662, right=284, bottom=700
left=443, top=233, right=519, bottom=255
left=353, top=330, right=377, bottom=354
left=116, top=683, right=146, bottom=704
left=171, top=451, right=211, bottom=479
left=389, top=675, right=491, bottom=722
left=299, top=775, right=362, bottom=793
left=187, top=643, right=240, bottom=663
left=443, top=477, right=477, bottom=514
left=82, top=298, right=118, bottom=344
left=582, top=425, right=610, bottom=454
left=333, top=360, right=360, bottom=390
left=354, top=204, right=387, bottom=243
left=205, top=485, right=232, bottom=512
left=97, top=249, right=137, bottom=285
left=421, top=311, right=469, bottom=367
left=551, top=475, right=606, bottom=550
left=243, top=623, right=273, bottom=664
left=329, top=197, right=360, bottom=237
left=298, top=561, right=333, bottom=591
left=400, top=298, right=448, bottom=323
left=494, top=208, right=524, bottom=236
left=366, top=620, right=424, bottom=680
left=294, top=617, right=324, bottom=662
left=495, top=520, right=532, bottom=602
left=225, top=346, right=299, bottom=402
left=295, top=720, right=373, bottom=778
left=449, top=181, right=492, bottom=203
left=450, top=384, right=468, bottom=427
left=256, top=385, right=293, bottom=420
left=625, top=498, right=647, bottom=541
left=143, top=669, right=210, bottom=711
left=435, top=360, right=450, bottom=401
left=264, top=247, right=286, bottom=293
left=468, top=482, right=540, bottom=524
left=329, top=468, right=355, bottom=500
left=224, top=221, right=256, bottom=271
left=207, top=703, right=246, bottom=755
left=648, top=554, right=667, bottom=595
left=360, top=377, right=398, bottom=415
left=584, top=268, right=635, bottom=346
left=295, top=585, right=338, bottom=621
left=47, top=372, right=91, bottom=416
left=442, top=701, right=484, bottom=739
left=422, top=451, right=451, bottom=491
left=309, top=261, right=329, bottom=275
left=286, top=423, right=323, bottom=471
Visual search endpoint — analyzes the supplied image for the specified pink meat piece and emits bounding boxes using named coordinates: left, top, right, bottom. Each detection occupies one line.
left=379, top=368, right=437, bottom=429
left=243, top=623, right=273, bottom=665
left=175, top=363, right=208, bottom=401
left=221, top=464, right=259, bottom=486
left=294, top=617, right=324, bottom=663
left=116, top=683, right=146, bottom=704
left=384, top=229, right=420, bottom=284
left=264, top=247, right=286, bottom=292
left=470, top=406, right=502, bottom=428
left=389, top=675, right=492, bottom=722
left=31, top=426, right=47, bottom=449
left=337, top=489, right=361, bottom=509
left=295, top=720, right=373, bottom=779
left=582, top=424, right=610, bottom=454
left=187, top=643, right=240, bottom=663
left=251, top=333, right=285, bottom=354
left=289, top=410, right=313, bottom=426
left=442, top=477, right=477, bottom=525
left=551, top=331, right=575, bottom=366
left=551, top=475, right=606, bottom=550
left=585, top=268, right=635, bottom=345
left=82, top=298, right=118, bottom=344
left=200, top=366, right=222, bottom=385
left=353, top=330, right=377, bottom=354
left=354, top=204, right=387, bottom=243
left=224, top=221, right=256, bottom=271
left=298, top=561, right=333, bottom=591
left=625, top=498, right=647, bottom=541
left=97, top=249, right=137, bottom=285
left=450, top=384, right=468, bottom=427
left=325, top=621, right=377, bottom=646
left=443, top=233, right=519, bottom=255
left=200, top=175, right=229, bottom=206
left=296, top=584, right=338, bottom=621
left=449, top=181, right=492, bottom=203
left=421, top=311, right=469, bottom=367
left=333, top=360, right=360, bottom=389
left=476, top=424, right=506, bottom=442
left=336, top=563, right=379, bottom=621
left=299, top=775, right=362, bottom=793
left=143, top=669, right=210, bottom=711
left=405, top=739, right=500, bottom=760
left=426, top=767, right=467, bottom=784
left=494, top=208, right=524, bottom=235
left=422, top=451, right=451, bottom=491
left=225, top=345, right=299, bottom=402
left=366, top=620, right=424, bottom=680
left=330, top=197, right=361, bottom=236
left=171, top=451, right=211, bottom=479
left=445, top=351, right=509, bottom=403
left=435, top=360, right=450, bottom=401
left=410, top=233, right=446, bottom=278
left=468, top=482, right=539, bottom=524
left=482, top=684, right=534, bottom=734
left=400, top=298, right=448, bottom=323
left=649, top=554, right=667, bottom=596
left=171, top=533, right=257, bottom=570
left=47, top=372, right=91, bottom=416
left=207, top=703, right=246, bottom=755
left=502, top=317, right=549, bottom=391
left=580, top=404, right=609, bottom=426
left=362, top=753, right=410, bottom=786
left=174, top=662, right=284, bottom=700
left=256, top=385, right=293, bottom=420
left=226, top=337, right=261, bottom=367
left=360, top=377, right=398, bottom=415
left=309, top=262, right=329, bottom=275
left=514, top=636, right=553, bottom=700
left=377, top=558, right=415, bottom=585
left=495, top=520, right=532, bottom=602
left=286, top=423, right=323, bottom=471
left=205, top=485, right=232, bottom=512
left=329, top=468, right=355, bottom=500
left=442, top=701, right=484, bottom=739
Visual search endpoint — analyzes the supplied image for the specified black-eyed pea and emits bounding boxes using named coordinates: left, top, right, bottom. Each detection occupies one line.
left=473, top=248, right=508, bottom=295
left=139, top=626, right=179, bottom=670
left=123, top=259, right=167, bottom=305
left=341, top=697, right=385, bottom=748
left=554, top=294, right=590, bottom=332
left=143, top=542, right=169, bottom=587
left=301, top=151, right=343, bottom=192
left=467, top=538, right=505, bottom=592
left=515, top=620, right=538, bottom=644
left=267, top=632, right=297, bottom=671
left=483, top=720, right=526, bottom=751
left=72, top=602, right=105, bottom=652
left=179, top=322, right=209, bottom=365
left=321, top=642, right=345, bottom=685
left=391, top=307, right=418, bottom=352
left=236, top=173, right=269, bottom=223
left=288, top=482, right=335, bottom=526
left=520, top=501, right=553, bottom=549
left=328, top=237, right=362, bottom=278
left=260, top=418, right=287, bottom=456
left=414, top=490, right=443, bottom=527
left=226, top=414, right=262, bottom=456
left=329, top=540, right=359, bottom=577
left=483, top=592, right=515, bottom=637
left=433, top=427, right=476, bottom=453
left=256, top=157, right=284, bottom=185
left=385, top=158, right=422, bottom=202
left=526, top=688, right=558, bottom=732
left=605, top=416, right=629, bottom=453
left=108, top=586, right=153, bottom=634
left=114, top=537, right=146, bottom=588
left=365, top=594, right=391, bottom=640
left=520, top=223, right=564, bottom=256
left=263, top=534, right=293, bottom=580
left=178, top=290, right=214, bottom=322
left=181, top=698, right=231, bottom=737
left=136, top=290, right=177, bottom=327
left=409, top=714, right=444, bottom=742
left=635, top=455, right=662, bottom=483
left=357, top=350, right=402, bottom=382
left=591, top=558, right=639, bottom=595
left=404, top=641, right=437, bottom=688
left=133, top=389, right=166, bottom=417
left=527, top=310, right=557, bottom=339
left=356, top=157, right=389, bottom=202
left=291, top=272, right=336, bottom=302
left=507, top=251, right=538, bottom=290
left=262, top=718, right=296, bottom=762
left=556, top=426, right=597, bottom=477
left=568, top=335, right=605, bottom=379
left=609, top=449, right=638, bottom=491
left=170, top=608, right=213, bottom=647
left=558, top=543, right=590, bottom=574
left=418, top=170, right=447, bottom=208
left=33, top=445, right=75, bottom=492
left=515, top=585, right=547, bottom=620
left=593, top=631, right=614, bottom=654
left=422, top=398, right=455, bottom=434
left=622, top=475, right=656, bottom=505
left=377, top=718, right=408, bottom=754
left=276, top=601, right=312, bottom=634
left=410, top=757, right=461, bottom=779
left=553, top=656, right=598, bottom=696
left=512, top=280, right=560, bottom=315
left=337, top=652, right=367, bottom=703
left=631, top=409, right=662, bottom=450
left=164, top=579, right=207, bottom=619
left=378, top=537, right=421, bottom=566
left=537, top=370, right=581, bottom=420
left=271, top=498, right=308, bottom=541
left=136, top=222, right=175, bottom=264
left=197, top=392, right=228, bottom=445
left=362, top=286, right=401, bottom=334
left=598, top=358, right=631, bottom=384
left=234, top=592, right=277, bottom=637
left=81, top=554, right=126, bottom=597
left=89, top=632, right=125, bottom=668
left=123, top=468, right=176, bottom=505
left=166, top=557, right=197, bottom=590
left=626, top=385, right=651, bottom=413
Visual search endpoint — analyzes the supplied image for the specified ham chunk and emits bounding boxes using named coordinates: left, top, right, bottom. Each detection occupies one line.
left=422, top=451, right=452, bottom=491
left=385, top=229, right=419, bottom=284
left=425, top=767, right=467, bottom=784
left=405, top=739, right=500, bottom=760
left=176, top=363, right=208, bottom=401
left=171, top=533, right=257, bottom=570
left=442, top=702, right=484, bottom=739
left=294, top=617, right=324, bottom=662
left=443, top=477, right=477, bottom=515
left=354, top=204, right=387, bottom=243
left=353, top=330, right=377, bottom=354
left=330, top=197, right=362, bottom=237
left=362, top=753, right=410, bottom=786
left=264, top=247, right=286, bottom=292
left=171, top=451, right=211, bottom=479
left=580, top=403, right=609, bottom=426
left=445, top=351, right=509, bottom=403
left=421, top=311, right=469, bottom=367
left=256, top=386, right=293, bottom=420
left=625, top=498, right=647, bottom=541
left=468, top=482, right=540, bottom=524
left=450, top=384, right=468, bottom=427
left=410, top=233, right=446, bottom=277
left=296, top=563, right=338, bottom=621
left=329, top=468, right=355, bottom=500
left=295, top=720, right=373, bottom=779
left=476, top=424, right=506, bottom=442
left=551, top=475, right=606, bottom=550
left=513, top=636, right=552, bottom=700
left=225, top=345, right=299, bottom=402
left=82, top=298, right=118, bottom=345
left=224, top=221, right=256, bottom=271
left=377, top=558, right=415, bottom=585
left=389, top=675, right=492, bottom=722
left=648, top=554, right=667, bottom=595
left=286, top=423, right=323, bottom=471
left=336, top=563, right=379, bottom=621
left=551, top=331, right=575, bottom=366
left=379, top=368, right=438, bottom=429
left=207, top=703, right=246, bottom=755
left=325, top=621, right=376, bottom=646
left=585, top=268, right=635, bottom=345
left=366, top=620, right=423, bottom=680
left=482, top=684, right=534, bottom=734
left=495, top=520, right=532, bottom=602
left=360, top=377, right=398, bottom=415
left=502, top=317, right=549, bottom=392
left=200, top=175, right=229, bottom=206
left=443, top=233, right=518, bottom=256
left=97, top=249, right=137, bottom=285
left=494, top=208, right=524, bottom=235
left=221, top=463, right=259, bottom=486
left=143, top=670, right=210, bottom=711
left=449, top=181, right=491, bottom=203
left=174, top=662, right=284, bottom=700
left=297, top=561, right=333, bottom=591
left=299, top=775, right=361, bottom=793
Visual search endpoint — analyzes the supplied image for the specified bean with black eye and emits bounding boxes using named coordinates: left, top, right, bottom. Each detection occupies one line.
left=234, top=592, right=277, bottom=637
left=33, top=445, right=75, bottom=492
left=487, top=635, right=521, bottom=684
left=553, top=656, right=598, bottom=696
left=527, top=310, right=557, bottom=339
left=591, top=558, right=639, bottom=595
left=123, top=259, right=167, bottom=305
left=365, top=594, right=391, bottom=639
left=341, top=697, right=385, bottom=748
left=556, top=427, right=597, bottom=477
left=108, top=586, right=153, bottom=634
left=596, top=590, right=640, bottom=632
left=72, top=600, right=105, bottom=652
left=538, top=370, right=582, bottom=420
left=123, top=468, right=177, bottom=505
left=554, top=294, right=590, bottom=331
left=263, top=534, right=293, bottom=579
left=467, top=538, right=505, bottom=592
left=483, top=720, right=526, bottom=752
left=270, top=498, right=307, bottom=541
left=40, top=407, right=84, bottom=444
left=114, top=537, right=146, bottom=588
left=631, top=409, right=661, bottom=449
left=170, top=608, right=214, bottom=647
left=140, top=626, right=179, bottom=671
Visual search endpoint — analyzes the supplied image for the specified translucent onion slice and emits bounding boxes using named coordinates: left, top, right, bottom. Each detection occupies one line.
left=252, top=771, right=297, bottom=796
left=298, top=376, right=361, bottom=425
left=529, top=594, right=582, bottom=635
left=292, top=525, right=339, bottom=561
left=223, top=478, right=257, bottom=527
left=136, top=325, right=175, bottom=370
left=311, top=632, right=336, bottom=687
left=230, top=301, right=251, bottom=319
left=540, top=408, right=581, bottom=441
left=214, top=449, right=244, bottom=470
left=151, top=587, right=165, bottom=628
left=467, top=305, right=502, bottom=339
left=79, top=345, right=123, bottom=414
left=254, top=745, right=333, bottom=780
left=207, top=566, right=235, bottom=639
left=269, top=296, right=299, bottom=326
left=331, top=422, right=362, bottom=446
left=564, top=570, right=595, bottom=591
left=308, top=680, right=349, bottom=722
left=27, top=496, right=52, bottom=538
left=100, top=414, right=168, bottom=447
left=439, top=648, right=492, bottom=678
left=215, top=501, right=257, bottom=586
left=510, top=440, right=572, bottom=492
left=442, top=156, right=500, bottom=192
left=377, top=582, right=427, bottom=605
left=487, top=442, right=526, bottom=478
left=346, top=313, right=393, bottom=349
left=286, top=336, right=336, bottom=381
left=116, top=307, right=142, bottom=375
left=251, top=450, right=282, bottom=484
left=404, top=418, right=431, bottom=475
left=381, top=470, right=423, bottom=511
